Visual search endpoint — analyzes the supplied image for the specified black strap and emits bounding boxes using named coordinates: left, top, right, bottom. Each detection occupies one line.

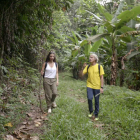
left=43, top=62, right=57, bottom=78
left=98, top=64, right=100, bottom=76
left=87, top=65, right=90, bottom=73
left=87, top=64, right=100, bottom=77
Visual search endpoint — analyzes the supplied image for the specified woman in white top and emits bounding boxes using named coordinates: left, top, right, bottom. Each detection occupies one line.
left=41, top=51, right=59, bottom=113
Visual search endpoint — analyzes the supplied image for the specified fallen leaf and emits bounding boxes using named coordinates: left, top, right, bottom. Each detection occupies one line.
left=30, top=136, right=39, bottom=140
left=26, top=121, right=32, bottom=125
left=95, top=124, right=104, bottom=128
left=17, top=132, right=30, bottom=139
left=22, top=122, right=27, bottom=125
left=43, top=117, right=48, bottom=121
left=6, top=135, right=14, bottom=140
left=19, top=130, right=28, bottom=134
left=23, top=125, right=34, bottom=130
left=0, top=113, right=5, bottom=117
left=42, top=113, right=47, bottom=117
left=69, top=89, right=73, bottom=91
left=18, top=125, right=26, bottom=130
left=35, top=124, right=39, bottom=127
left=4, top=122, right=13, bottom=127
left=40, top=116, right=44, bottom=119
left=26, top=113, right=33, bottom=117
left=34, top=119, right=42, bottom=123
left=35, top=122, right=41, bottom=127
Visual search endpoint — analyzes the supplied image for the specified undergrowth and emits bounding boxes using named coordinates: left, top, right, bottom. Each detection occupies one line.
left=1, top=71, right=140, bottom=140
left=0, top=58, right=40, bottom=139
left=41, top=72, right=140, bottom=140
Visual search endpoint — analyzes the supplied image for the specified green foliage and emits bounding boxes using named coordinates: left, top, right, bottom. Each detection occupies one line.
left=102, top=85, right=140, bottom=139
left=41, top=72, right=105, bottom=139
left=0, top=55, right=41, bottom=137
left=40, top=72, right=140, bottom=139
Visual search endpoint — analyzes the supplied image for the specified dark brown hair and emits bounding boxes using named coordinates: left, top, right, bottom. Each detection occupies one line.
left=45, top=51, right=56, bottom=62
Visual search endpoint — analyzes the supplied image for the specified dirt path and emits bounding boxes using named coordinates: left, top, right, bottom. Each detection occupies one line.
left=4, top=94, right=48, bottom=140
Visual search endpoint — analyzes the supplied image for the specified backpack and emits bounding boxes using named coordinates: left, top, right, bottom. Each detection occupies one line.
left=43, top=62, right=57, bottom=78
left=87, top=64, right=100, bottom=77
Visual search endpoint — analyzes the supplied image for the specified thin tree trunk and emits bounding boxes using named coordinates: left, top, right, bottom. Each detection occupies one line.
left=110, top=38, right=117, bottom=85
left=120, top=69, right=124, bottom=87
left=0, top=11, right=4, bottom=81
left=0, top=40, right=4, bottom=65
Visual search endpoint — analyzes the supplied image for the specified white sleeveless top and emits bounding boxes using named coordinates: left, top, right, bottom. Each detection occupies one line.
left=44, top=63, right=57, bottom=78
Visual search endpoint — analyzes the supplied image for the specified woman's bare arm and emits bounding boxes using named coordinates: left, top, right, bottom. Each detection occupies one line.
left=41, top=63, right=45, bottom=76
left=56, top=64, right=59, bottom=86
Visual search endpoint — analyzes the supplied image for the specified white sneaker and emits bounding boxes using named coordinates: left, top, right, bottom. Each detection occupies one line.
left=52, top=102, right=57, bottom=108
left=48, top=108, right=51, bottom=113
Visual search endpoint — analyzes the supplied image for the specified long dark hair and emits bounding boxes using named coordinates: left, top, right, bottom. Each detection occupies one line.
left=45, top=51, right=56, bottom=62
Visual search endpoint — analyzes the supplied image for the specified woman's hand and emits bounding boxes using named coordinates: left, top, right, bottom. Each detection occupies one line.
left=41, top=71, right=44, bottom=76
left=56, top=81, right=59, bottom=86
left=41, top=63, right=45, bottom=76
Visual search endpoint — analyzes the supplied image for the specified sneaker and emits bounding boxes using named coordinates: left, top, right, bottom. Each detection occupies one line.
left=52, top=102, right=57, bottom=108
left=88, top=113, right=93, bottom=118
left=48, top=108, right=51, bottom=113
left=95, top=117, right=99, bottom=121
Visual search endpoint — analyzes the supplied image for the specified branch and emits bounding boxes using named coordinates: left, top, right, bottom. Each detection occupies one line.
left=121, top=46, right=140, bottom=69
left=120, top=31, right=140, bottom=38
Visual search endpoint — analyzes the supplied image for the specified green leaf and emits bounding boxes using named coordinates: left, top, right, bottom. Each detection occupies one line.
left=125, top=0, right=134, bottom=5
left=104, top=21, right=114, bottom=33
left=103, top=12, right=113, bottom=21
left=127, top=51, right=140, bottom=60
left=80, top=40, right=88, bottom=47
left=112, top=1, right=124, bottom=23
left=0, top=87, right=3, bottom=95
left=127, top=19, right=137, bottom=28
left=84, top=44, right=92, bottom=56
left=98, top=4, right=112, bottom=21
left=66, top=36, right=76, bottom=44
left=87, top=34, right=110, bottom=43
left=116, top=5, right=140, bottom=30
left=105, top=36, right=112, bottom=46
left=91, top=39, right=102, bottom=52
left=72, top=31, right=78, bottom=45
left=1, top=66, right=8, bottom=73
left=72, top=49, right=79, bottom=57
left=86, top=10, right=102, bottom=22
left=98, top=26, right=104, bottom=34
left=119, top=26, right=134, bottom=33
left=78, top=55, right=86, bottom=61
left=101, top=45, right=112, bottom=54
left=75, top=32, right=83, bottom=40
left=127, top=41, right=137, bottom=51
left=121, top=36, right=131, bottom=42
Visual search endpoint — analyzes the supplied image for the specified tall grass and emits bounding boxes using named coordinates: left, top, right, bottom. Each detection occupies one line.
left=41, top=72, right=140, bottom=140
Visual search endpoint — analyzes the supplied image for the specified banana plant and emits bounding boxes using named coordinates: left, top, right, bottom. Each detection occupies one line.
left=67, top=30, right=103, bottom=79
left=68, top=30, right=103, bottom=64
left=86, top=1, right=140, bottom=85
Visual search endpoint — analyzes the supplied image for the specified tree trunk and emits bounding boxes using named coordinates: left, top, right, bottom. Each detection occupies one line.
left=0, top=12, right=4, bottom=81
left=120, top=69, right=124, bottom=87
left=0, top=41, right=4, bottom=82
left=0, top=40, right=4, bottom=64
left=110, top=39, right=117, bottom=85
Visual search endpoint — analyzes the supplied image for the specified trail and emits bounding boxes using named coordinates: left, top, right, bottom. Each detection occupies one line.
left=4, top=72, right=105, bottom=140
left=3, top=72, right=140, bottom=140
